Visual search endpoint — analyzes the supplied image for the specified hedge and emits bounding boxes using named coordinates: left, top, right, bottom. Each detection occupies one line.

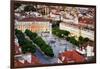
left=15, top=29, right=36, bottom=54
left=52, top=28, right=90, bottom=47
left=52, top=27, right=70, bottom=38
left=25, top=29, right=54, bottom=57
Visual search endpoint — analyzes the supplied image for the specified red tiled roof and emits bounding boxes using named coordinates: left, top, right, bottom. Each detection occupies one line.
left=59, top=51, right=85, bottom=63
left=14, top=55, right=41, bottom=67
left=19, top=17, right=50, bottom=22
left=79, top=17, right=94, bottom=25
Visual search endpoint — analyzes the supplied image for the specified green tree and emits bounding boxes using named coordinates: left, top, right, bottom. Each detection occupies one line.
left=24, top=29, right=54, bottom=57
left=52, top=28, right=70, bottom=38
left=14, top=3, right=21, bottom=10
left=69, top=36, right=79, bottom=46
left=24, top=5, right=36, bottom=12
left=78, top=36, right=84, bottom=45
left=15, top=29, right=36, bottom=54
left=83, top=37, right=89, bottom=43
left=22, top=44, right=35, bottom=54
left=25, top=29, right=37, bottom=41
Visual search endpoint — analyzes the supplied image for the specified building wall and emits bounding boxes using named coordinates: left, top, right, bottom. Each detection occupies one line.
left=15, top=21, right=50, bottom=33
left=59, top=23, right=94, bottom=41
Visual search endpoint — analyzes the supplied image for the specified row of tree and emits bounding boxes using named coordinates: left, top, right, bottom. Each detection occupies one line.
left=15, top=29, right=36, bottom=54
left=52, top=28, right=89, bottom=47
left=52, top=27, right=70, bottom=38
left=25, top=29, right=54, bottom=57
left=67, top=36, right=79, bottom=46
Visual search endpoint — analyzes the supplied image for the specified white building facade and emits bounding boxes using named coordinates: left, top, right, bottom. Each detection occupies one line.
left=15, top=17, right=51, bottom=33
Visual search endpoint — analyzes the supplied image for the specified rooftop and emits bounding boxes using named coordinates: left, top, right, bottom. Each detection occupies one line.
left=79, top=17, right=94, bottom=25
left=59, top=51, right=86, bottom=63
left=17, top=17, right=50, bottom=22
left=14, top=55, right=41, bottom=68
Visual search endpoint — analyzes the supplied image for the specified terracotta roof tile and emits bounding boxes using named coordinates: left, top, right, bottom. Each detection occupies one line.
left=59, top=51, right=85, bottom=63
left=14, top=55, right=41, bottom=67
left=79, top=17, right=94, bottom=24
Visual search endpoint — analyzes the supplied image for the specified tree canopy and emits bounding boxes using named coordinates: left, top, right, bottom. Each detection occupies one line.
left=25, top=29, right=54, bottom=57
left=24, top=5, right=36, bottom=12
left=15, top=29, right=36, bottom=54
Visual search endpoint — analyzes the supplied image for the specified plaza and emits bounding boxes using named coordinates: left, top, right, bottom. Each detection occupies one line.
left=14, top=3, right=96, bottom=67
